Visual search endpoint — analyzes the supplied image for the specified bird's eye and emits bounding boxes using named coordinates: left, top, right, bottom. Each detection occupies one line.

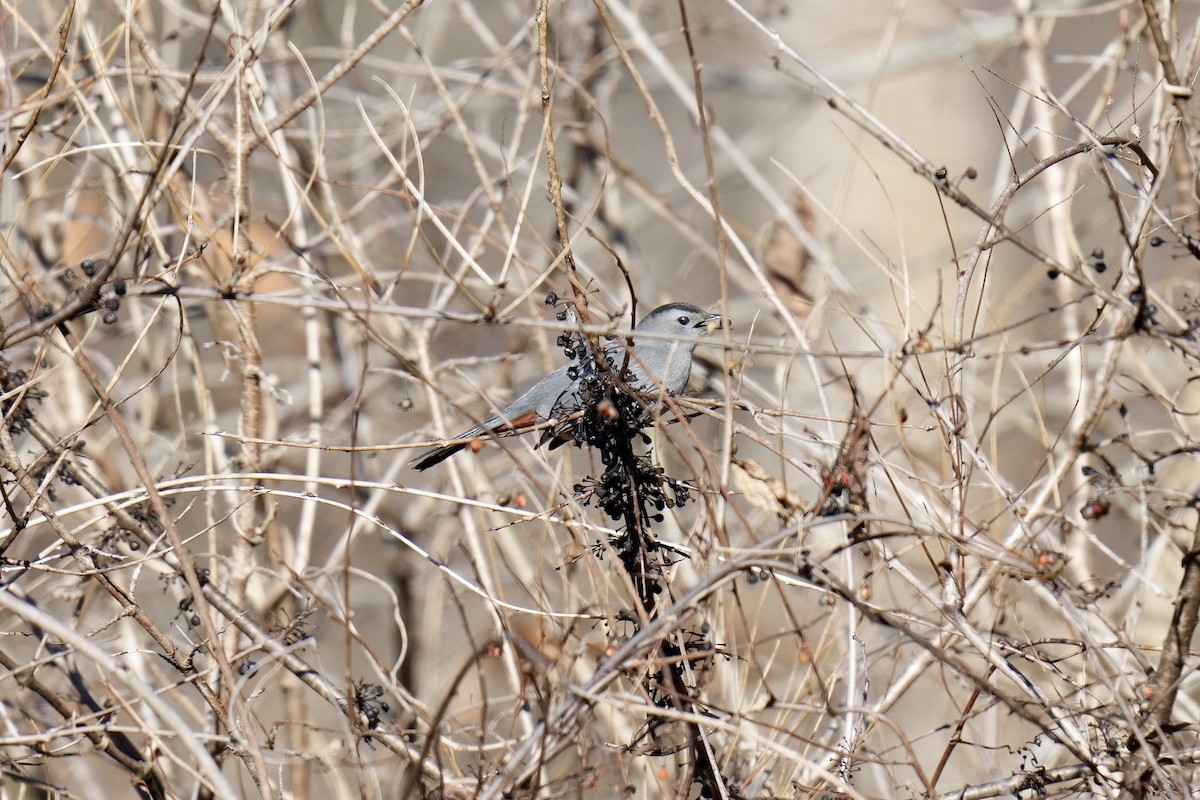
left=677, top=315, right=691, bottom=326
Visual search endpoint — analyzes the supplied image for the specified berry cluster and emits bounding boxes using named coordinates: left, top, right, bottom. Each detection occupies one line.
left=541, top=295, right=693, bottom=529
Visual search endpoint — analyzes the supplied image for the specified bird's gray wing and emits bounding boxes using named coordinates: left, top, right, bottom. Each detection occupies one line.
left=411, top=363, right=577, bottom=470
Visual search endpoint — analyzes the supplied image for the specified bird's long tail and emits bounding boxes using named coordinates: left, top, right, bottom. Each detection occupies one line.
left=410, top=412, right=540, bottom=471
left=411, top=441, right=469, bottom=471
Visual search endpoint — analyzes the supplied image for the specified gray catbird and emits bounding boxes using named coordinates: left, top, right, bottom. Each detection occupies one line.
left=412, top=302, right=722, bottom=470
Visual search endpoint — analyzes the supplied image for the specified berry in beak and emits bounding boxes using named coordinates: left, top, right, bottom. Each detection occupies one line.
left=700, top=312, right=724, bottom=334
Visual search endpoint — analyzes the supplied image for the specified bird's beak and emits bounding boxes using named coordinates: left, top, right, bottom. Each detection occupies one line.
left=699, top=312, right=724, bottom=334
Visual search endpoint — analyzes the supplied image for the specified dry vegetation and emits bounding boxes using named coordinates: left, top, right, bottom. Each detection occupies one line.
left=3, top=0, right=1200, bottom=797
